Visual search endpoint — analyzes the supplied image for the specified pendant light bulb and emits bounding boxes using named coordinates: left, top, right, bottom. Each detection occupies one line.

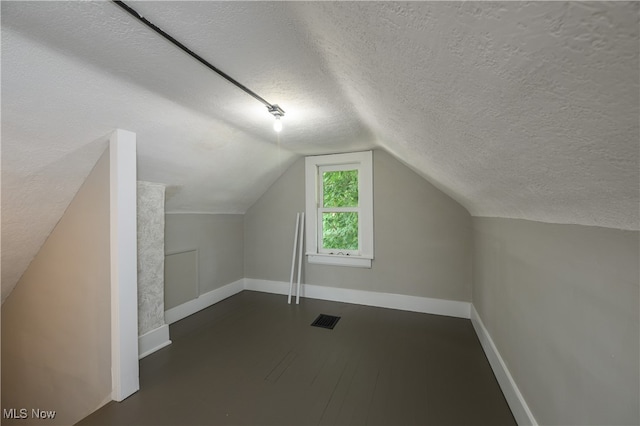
left=273, top=116, right=283, bottom=133
left=268, top=104, right=285, bottom=133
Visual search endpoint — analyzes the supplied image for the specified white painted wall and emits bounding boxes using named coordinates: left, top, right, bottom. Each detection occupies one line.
left=472, top=217, right=639, bottom=425
left=1, top=149, right=112, bottom=425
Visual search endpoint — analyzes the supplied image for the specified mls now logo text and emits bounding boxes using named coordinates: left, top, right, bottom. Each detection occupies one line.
left=3, top=408, right=57, bottom=420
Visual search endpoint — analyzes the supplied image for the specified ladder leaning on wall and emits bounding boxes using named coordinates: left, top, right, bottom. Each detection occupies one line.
left=288, top=212, right=305, bottom=304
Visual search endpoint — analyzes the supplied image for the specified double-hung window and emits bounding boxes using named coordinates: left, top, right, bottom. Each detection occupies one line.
left=305, top=151, right=373, bottom=268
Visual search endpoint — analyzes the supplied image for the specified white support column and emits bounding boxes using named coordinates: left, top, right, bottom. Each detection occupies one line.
left=110, top=129, right=140, bottom=401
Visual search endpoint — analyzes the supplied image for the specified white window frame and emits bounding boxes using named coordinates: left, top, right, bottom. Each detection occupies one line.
left=305, top=151, right=373, bottom=268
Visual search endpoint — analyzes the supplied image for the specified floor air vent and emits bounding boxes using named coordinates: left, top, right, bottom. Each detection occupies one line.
left=311, top=314, right=341, bottom=330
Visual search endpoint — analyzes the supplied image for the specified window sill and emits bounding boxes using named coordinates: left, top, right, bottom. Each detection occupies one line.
left=307, top=253, right=372, bottom=268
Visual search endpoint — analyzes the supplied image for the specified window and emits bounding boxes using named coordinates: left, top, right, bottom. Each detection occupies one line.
left=305, top=151, right=373, bottom=268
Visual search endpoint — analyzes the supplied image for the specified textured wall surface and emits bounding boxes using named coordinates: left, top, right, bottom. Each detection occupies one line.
left=245, top=150, right=472, bottom=301
left=294, top=2, right=639, bottom=231
left=137, top=181, right=166, bottom=336
left=2, top=2, right=638, bottom=301
left=473, top=217, right=639, bottom=425
left=1, top=149, right=112, bottom=425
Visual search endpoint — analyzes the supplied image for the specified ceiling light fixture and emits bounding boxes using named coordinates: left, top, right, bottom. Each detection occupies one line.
left=268, top=105, right=284, bottom=132
left=273, top=117, right=283, bottom=133
left=112, top=0, right=285, bottom=131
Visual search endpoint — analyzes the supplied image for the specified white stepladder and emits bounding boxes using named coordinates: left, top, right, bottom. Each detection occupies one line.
left=288, top=212, right=305, bottom=304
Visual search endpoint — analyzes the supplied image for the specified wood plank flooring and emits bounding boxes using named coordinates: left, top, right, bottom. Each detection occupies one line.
left=77, top=291, right=516, bottom=425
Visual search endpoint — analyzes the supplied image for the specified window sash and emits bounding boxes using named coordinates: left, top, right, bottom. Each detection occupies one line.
left=318, top=165, right=359, bottom=209
left=305, top=151, right=373, bottom=268
left=318, top=208, right=360, bottom=255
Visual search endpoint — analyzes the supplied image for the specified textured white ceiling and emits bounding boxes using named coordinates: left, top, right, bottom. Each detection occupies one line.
left=2, top=1, right=638, bottom=301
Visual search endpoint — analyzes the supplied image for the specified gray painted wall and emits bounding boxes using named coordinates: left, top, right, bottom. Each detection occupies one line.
left=245, top=149, right=472, bottom=301
left=472, top=217, right=639, bottom=425
left=165, top=249, right=198, bottom=309
left=164, top=214, right=244, bottom=309
left=1, top=149, right=112, bottom=425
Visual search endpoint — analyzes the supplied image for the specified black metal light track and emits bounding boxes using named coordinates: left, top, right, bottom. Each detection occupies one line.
left=112, top=0, right=284, bottom=117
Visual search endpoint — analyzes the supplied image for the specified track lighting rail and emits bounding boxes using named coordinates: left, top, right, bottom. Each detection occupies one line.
left=112, top=0, right=284, bottom=117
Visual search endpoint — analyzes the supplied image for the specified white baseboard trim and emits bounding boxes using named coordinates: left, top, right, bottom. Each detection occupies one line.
left=161, top=278, right=534, bottom=425
left=138, top=324, right=171, bottom=359
left=244, top=278, right=289, bottom=296
left=471, top=305, right=537, bottom=426
left=244, top=278, right=470, bottom=319
left=164, top=278, right=245, bottom=325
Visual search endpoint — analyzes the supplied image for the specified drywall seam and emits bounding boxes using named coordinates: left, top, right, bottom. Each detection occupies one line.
left=471, top=305, right=537, bottom=426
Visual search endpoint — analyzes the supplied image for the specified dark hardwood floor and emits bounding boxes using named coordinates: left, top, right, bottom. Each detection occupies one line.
left=77, top=291, right=516, bottom=425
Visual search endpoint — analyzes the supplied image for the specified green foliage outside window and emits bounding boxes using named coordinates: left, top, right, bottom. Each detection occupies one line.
left=322, top=212, right=358, bottom=250
left=322, top=170, right=358, bottom=250
left=323, top=170, right=358, bottom=207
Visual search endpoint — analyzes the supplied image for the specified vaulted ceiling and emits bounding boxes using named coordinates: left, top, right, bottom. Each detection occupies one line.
left=2, top=1, right=638, bottom=301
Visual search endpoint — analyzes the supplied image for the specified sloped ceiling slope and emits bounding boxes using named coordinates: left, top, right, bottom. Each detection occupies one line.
left=294, top=1, right=639, bottom=230
left=2, top=2, right=638, bottom=301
